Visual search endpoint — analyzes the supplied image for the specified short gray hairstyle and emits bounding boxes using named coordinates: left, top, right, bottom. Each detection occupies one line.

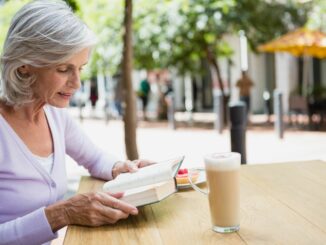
left=0, top=0, right=97, bottom=107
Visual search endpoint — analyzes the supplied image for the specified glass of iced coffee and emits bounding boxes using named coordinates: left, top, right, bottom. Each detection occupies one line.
left=188, top=152, right=240, bottom=233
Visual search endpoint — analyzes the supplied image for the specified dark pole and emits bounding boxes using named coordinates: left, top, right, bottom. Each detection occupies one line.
left=273, top=90, right=284, bottom=139
left=214, top=91, right=224, bottom=134
left=229, top=101, right=247, bottom=164
left=167, top=93, right=176, bottom=130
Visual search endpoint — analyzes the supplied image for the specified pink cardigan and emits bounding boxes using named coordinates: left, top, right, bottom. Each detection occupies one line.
left=0, top=106, right=118, bottom=245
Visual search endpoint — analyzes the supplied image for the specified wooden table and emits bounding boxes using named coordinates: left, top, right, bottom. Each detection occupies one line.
left=64, top=160, right=326, bottom=244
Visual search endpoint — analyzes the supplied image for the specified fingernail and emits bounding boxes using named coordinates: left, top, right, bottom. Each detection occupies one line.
left=131, top=209, right=138, bottom=215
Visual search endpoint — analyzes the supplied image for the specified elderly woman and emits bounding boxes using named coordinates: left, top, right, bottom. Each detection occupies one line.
left=0, top=1, right=151, bottom=244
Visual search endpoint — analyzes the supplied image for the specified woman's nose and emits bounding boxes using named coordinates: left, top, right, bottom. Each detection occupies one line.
left=69, top=70, right=81, bottom=89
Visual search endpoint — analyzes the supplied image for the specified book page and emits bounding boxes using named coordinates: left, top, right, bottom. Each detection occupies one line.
left=103, top=156, right=184, bottom=192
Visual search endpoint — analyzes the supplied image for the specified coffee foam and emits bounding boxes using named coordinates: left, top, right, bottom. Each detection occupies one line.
left=204, top=152, right=240, bottom=171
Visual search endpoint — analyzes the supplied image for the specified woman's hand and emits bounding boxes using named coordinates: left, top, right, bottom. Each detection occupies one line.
left=45, top=191, right=138, bottom=232
left=112, top=159, right=154, bottom=179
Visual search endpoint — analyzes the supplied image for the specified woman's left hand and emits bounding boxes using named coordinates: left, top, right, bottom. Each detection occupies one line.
left=112, top=159, right=154, bottom=179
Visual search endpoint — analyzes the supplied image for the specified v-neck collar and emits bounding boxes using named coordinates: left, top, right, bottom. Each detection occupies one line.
left=0, top=105, right=57, bottom=178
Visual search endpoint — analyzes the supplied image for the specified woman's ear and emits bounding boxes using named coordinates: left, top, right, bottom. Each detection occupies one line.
left=17, top=65, right=30, bottom=76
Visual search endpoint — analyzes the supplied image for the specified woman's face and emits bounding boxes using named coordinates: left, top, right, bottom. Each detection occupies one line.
left=28, top=48, right=90, bottom=108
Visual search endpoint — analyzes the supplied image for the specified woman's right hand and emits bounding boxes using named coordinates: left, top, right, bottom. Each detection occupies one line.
left=45, top=191, right=138, bottom=232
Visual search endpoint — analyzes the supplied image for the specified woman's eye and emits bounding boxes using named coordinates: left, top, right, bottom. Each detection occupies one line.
left=57, top=69, right=68, bottom=73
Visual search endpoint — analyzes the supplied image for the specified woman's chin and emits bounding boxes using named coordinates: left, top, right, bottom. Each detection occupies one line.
left=48, top=100, right=70, bottom=108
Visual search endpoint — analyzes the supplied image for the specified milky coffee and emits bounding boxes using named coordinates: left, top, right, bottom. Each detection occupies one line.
left=204, top=152, right=240, bottom=232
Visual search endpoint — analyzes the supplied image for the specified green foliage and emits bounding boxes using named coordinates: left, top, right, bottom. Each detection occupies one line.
left=132, top=0, right=174, bottom=70
left=0, top=0, right=30, bottom=54
left=133, top=0, right=311, bottom=77
left=63, top=0, right=79, bottom=11
left=133, top=0, right=236, bottom=75
left=76, top=0, right=123, bottom=79
left=306, top=0, right=326, bottom=32
left=232, top=0, right=311, bottom=51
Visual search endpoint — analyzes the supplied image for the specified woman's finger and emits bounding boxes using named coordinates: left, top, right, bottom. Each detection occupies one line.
left=99, top=205, right=130, bottom=224
left=126, top=160, right=138, bottom=172
left=137, top=159, right=155, bottom=168
left=108, top=192, right=124, bottom=199
left=98, top=192, right=138, bottom=215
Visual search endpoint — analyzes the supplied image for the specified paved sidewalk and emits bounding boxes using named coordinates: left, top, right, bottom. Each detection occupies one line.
left=65, top=107, right=326, bottom=196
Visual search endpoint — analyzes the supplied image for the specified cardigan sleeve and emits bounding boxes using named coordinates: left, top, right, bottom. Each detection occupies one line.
left=63, top=110, right=119, bottom=180
left=0, top=207, right=56, bottom=245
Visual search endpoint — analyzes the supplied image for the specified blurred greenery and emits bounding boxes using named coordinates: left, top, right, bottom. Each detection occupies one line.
left=308, top=84, right=326, bottom=100
left=134, top=0, right=311, bottom=77
left=306, top=0, right=326, bottom=32
left=76, top=0, right=123, bottom=79
left=0, top=0, right=320, bottom=81
left=0, top=0, right=29, bottom=51
left=64, top=0, right=79, bottom=11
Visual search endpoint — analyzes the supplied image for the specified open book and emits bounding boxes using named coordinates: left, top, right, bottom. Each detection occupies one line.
left=103, top=156, right=184, bottom=206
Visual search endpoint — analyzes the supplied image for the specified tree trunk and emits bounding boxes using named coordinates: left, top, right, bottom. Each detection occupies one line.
left=205, top=47, right=229, bottom=126
left=205, top=47, right=224, bottom=97
left=122, top=0, right=138, bottom=160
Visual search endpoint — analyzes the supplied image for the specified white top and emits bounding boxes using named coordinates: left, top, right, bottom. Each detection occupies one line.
left=0, top=105, right=119, bottom=245
left=33, top=153, right=54, bottom=174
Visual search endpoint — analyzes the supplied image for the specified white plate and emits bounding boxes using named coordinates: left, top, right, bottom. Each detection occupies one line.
left=177, top=169, right=206, bottom=189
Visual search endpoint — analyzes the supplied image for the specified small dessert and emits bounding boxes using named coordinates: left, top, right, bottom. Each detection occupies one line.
left=176, top=168, right=199, bottom=185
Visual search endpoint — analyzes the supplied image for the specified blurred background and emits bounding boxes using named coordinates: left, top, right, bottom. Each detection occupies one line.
left=1, top=0, right=325, bottom=167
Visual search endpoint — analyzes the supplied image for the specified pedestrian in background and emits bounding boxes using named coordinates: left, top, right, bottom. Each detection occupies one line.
left=137, top=74, right=151, bottom=120
left=89, top=78, right=98, bottom=110
left=236, top=70, right=254, bottom=114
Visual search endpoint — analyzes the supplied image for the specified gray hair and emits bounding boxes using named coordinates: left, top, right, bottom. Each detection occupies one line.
left=0, top=0, right=97, bottom=107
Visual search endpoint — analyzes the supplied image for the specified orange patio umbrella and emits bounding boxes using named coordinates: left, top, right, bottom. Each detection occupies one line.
left=258, top=28, right=326, bottom=95
left=258, top=28, right=326, bottom=58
